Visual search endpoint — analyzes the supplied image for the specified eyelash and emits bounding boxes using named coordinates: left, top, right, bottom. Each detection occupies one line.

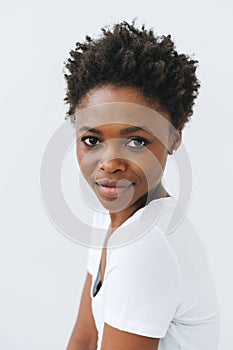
left=80, top=136, right=149, bottom=149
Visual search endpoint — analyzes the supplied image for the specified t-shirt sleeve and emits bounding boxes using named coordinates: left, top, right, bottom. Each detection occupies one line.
left=86, top=210, right=110, bottom=276
left=103, top=226, right=184, bottom=338
left=86, top=246, right=96, bottom=276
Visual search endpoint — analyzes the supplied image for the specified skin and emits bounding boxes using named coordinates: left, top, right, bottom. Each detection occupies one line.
left=69, top=84, right=182, bottom=350
left=76, top=84, right=182, bottom=229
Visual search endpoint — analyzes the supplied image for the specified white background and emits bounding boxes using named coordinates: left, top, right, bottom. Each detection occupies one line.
left=0, top=0, right=232, bottom=349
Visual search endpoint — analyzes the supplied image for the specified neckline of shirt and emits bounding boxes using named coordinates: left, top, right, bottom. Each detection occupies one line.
left=120, top=195, right=176, bottom=226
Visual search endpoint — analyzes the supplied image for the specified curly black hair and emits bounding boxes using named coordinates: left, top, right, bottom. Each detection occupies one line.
left=64, top=21, right=200, bottom=129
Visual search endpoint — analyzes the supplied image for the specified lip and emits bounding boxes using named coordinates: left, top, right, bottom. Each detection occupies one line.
left=96, top=179, right=132, bottom=187
left=95, top=179, right=134, bottom=199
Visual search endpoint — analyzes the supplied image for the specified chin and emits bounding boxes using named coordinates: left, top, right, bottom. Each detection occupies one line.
left=95, top=193, right=134, bottom=213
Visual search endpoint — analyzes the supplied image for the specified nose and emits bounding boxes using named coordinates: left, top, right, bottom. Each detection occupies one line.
left=98, top=140, right=128, bottom=174
left=100, top=158, right=127, bottom=173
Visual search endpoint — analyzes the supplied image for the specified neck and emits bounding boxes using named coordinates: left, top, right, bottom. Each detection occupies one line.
left=109, top=182, right=170, bottom=229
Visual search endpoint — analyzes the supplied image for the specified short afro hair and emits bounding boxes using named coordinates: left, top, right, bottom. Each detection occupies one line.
left=64, top=20, right=200, bottom=129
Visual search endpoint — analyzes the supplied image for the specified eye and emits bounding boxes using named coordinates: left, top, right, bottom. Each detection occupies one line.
left=81, top=136, right=101, bottom=147
left=126, top=137, right=148, bottom=148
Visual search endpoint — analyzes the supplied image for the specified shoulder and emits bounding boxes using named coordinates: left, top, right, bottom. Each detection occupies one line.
left=103, top=224, right=183, bottom=339
left=107, top=223, right=181, bottom=280
left=106, top=221, right=183, bottom=302
left=107, top=198, right=180, bottom=270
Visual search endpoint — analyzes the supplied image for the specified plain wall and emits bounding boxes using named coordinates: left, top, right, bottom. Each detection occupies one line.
left=0, top=0, right=232, bottom=349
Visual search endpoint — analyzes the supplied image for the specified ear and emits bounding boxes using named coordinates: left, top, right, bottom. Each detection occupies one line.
left=169, top=128, right=182, bottom=154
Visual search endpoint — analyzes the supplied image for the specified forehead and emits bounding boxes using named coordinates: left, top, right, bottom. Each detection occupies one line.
left=78, top=85, right=161, bottom=109
left=75, top=103, right=174, bottom=147
left=75, top=102, right=173, bottom=134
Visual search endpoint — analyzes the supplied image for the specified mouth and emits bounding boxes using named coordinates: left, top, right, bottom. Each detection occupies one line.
left=95, top=179, right=134, bottom=199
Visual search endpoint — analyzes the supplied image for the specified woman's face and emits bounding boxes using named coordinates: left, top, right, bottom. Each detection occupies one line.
left=75, top=85, right=180, bottom=214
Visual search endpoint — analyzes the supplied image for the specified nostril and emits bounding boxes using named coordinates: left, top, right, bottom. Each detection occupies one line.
left=100, top=159, right=127, bottom=173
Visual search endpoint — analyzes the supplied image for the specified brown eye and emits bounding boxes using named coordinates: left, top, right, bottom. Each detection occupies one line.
left=81, top=136, right=100, bottom=147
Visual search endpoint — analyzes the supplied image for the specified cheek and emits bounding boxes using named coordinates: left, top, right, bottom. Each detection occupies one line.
left=76, top=143, right=84, bottom=167
left=138, top=146, right=167, bottom=169
left=149, top=143, right=168, bottom=168
left=133, top=147, right=168, bottom=185
left=76, top=144, right=100, bottom=182
left=76, top=144, right=92, bottom=177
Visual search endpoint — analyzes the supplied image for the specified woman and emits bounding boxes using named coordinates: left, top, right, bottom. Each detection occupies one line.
left=65, top=21, right=219, bottom=350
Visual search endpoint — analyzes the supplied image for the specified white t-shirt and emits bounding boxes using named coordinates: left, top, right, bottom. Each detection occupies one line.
left=86, top=197, right=220, bottom=350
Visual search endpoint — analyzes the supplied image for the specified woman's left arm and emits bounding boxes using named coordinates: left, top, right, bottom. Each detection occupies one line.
left=101, top=322, right=159, bottom=350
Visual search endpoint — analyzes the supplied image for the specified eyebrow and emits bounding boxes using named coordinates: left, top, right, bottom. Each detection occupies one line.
left=78, top=127, right=103, bottom=135
left=119, top=126, right=151, bottom=135
left=78, top=126, right=151, bottom=135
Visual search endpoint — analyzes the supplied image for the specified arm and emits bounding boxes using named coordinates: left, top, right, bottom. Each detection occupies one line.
left=66, top=272, right=98, bottom=350
left=101, top=323, right=159, bottom=350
